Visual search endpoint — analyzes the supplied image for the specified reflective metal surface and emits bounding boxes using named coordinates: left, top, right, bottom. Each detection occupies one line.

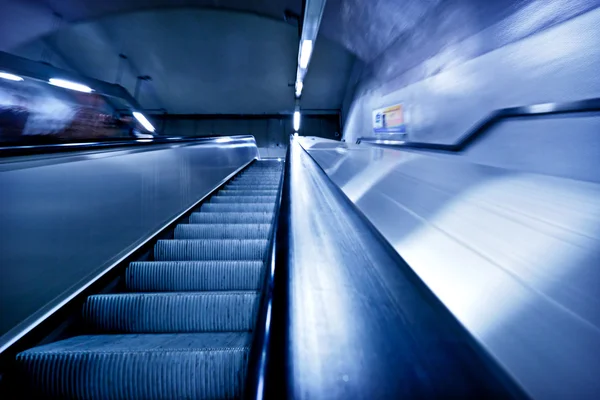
left=356, top=98, right=600, bottom=151
left=0, top=136, right=258, bottom=349
left=279, top=139, right=520, bottom=399
left=299, top=136, right=600, bottom=399
left=342, top=3, right=600, bottom=145
left=0, top=134, right=256, bottom=157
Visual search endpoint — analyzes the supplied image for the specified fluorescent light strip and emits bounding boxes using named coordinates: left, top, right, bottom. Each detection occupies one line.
left=0, top=72, right=24, bottom=81
left=295, top=81, right=303, bottom=97
left=132, top=112, right=156, bottom=132
left=293, top=111, right=301, bottom=131
left=49, top=78, right=93, bottom=93
left=299, top=40, right=313, bottom=69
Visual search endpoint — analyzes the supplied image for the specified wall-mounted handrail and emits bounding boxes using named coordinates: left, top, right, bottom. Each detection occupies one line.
left=356, top=98, right=600, bottom=151
left=0, top=135, right=256, bottom=157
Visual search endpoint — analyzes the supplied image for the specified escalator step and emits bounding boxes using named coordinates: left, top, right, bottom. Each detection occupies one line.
left=233, top=179, right=280, bottom=185
left=155, top=239, right=268, bottom=261
left=126, top=261, right=264, bottom=291
left=190, top=212, right=274, bottom=224
left=218, top=190, right=278, bottom=196
left=201, top=203, right=274, bottom=213
left=83, top=292, right=259, bottom=332
left=175, top=224, right=271, bottom=239
left=210, top=196, right=277, bottom=204
left=225, top=185, right=279, bottom=190
left=16, top=332, right=251, bottom=400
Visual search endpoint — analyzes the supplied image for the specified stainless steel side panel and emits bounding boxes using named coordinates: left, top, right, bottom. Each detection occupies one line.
left=299, top=137, right=600, bottom=399
left=0, top=137, right=258, bottom=349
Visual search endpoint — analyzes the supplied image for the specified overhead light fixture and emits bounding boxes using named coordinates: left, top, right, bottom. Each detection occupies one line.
left=49, top=78, right=93, bottom=93
left=132, top=112, right=156, bottom=132
left=0, top=71, right=24, bottom=81
left=299, top=40, right=313, bottom=69
left=293, top=111, right=301, bottom=131
left=295, top=81, right=303, bottom=97
left=294, top=132, right=299, bottom=137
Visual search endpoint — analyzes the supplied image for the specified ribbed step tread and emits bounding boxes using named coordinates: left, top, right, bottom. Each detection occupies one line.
left=190, top=212, right=274, bottom=224
left=201, top=203, right=274, bottom=213
left=155, top=239, right=269, bottom=261
left=83, top=292, right=259, bottom=332
left=16, top=333, right=250, bottom=399
left=126, top=261, right=264, bottom=291
left=218, top=190, right=278, bottom=196
left=226, top=182, right=279, bottom=190
left=233, top=179, right=280, bottom=184
left=175, top=224, right=271, bottom=239
left=210, top=196, right=276, bottom=204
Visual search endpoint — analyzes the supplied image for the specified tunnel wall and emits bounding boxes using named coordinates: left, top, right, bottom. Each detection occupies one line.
left=342, top=0, right=600, bottom=178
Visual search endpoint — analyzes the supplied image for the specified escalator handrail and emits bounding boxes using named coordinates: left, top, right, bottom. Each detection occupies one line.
left=245, top=152, right=289, bottom=400
left=0, top=134, right=256, bottom=157
left=356, top=97, right=600, bottom=151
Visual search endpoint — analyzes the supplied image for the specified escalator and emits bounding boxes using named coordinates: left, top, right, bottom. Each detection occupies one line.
left=13, top=159, right=283, bottom=399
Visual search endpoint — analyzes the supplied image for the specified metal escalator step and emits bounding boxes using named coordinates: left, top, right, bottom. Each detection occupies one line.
left=126, top=261, right=264, bottom=291
left=210, top=196, right=277, bottom=204
left=218, top=190, right=278, bottom=196
left=16, top=332, right=251, bottom=399
left=155, top=239, right=268, bottom=261
left=233, top=179, right=280, bottom=184
left=175, top=224, right=271, bottom=239
left=83, top=292, right=259, bottom=332
left=190, top=212, right=274, bottom=224
left=201, top=203, right=274, bottom=213
left=225, top=185, right=280, bottom=190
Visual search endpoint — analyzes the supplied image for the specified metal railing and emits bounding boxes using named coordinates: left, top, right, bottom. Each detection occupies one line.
left=245, top=150, right=290, bottom=400
left=0, top=135, right=256, bottom=157
left=356, top=98, right=600, bottom=151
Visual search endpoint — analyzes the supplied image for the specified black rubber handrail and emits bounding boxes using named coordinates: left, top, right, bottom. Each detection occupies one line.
left=244, top=154, right=288, bottom=400
left=356, top=98, right=600, bottom=151
left=0, top=135, right=256, bottom=157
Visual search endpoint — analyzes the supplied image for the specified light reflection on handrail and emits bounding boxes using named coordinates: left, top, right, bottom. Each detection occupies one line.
left=356, top=97, right=600, bottom=151
left=0, top=135, right=257, bottom=157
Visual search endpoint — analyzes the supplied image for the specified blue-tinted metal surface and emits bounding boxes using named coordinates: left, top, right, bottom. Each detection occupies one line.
left=278, top=139, right=521, bottom=399
left=0, top=136, right=258, bottom=350
left=342, top=2, right=600, bottom=146
left=356, top=97, right=600, bottom=151
left=299, top=136, right=600, bottom=399
left=0, top=134, right=255, bottom=157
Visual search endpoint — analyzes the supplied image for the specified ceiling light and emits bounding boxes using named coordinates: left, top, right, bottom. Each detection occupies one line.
left=299, top=40, right=313, bottom=69
left=49, top=78, right=93, bottom=93
left=295, top=81, right=303, bottom=97
left=293, top=111, right=301, bottom=131
left=0, top=72, right=24, bottom=81
left=132, top=112, right=155, bottom=132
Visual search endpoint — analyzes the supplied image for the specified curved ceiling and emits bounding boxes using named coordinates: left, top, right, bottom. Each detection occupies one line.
left=11, top=8, right=355, bottom=114
left=0, top=0, right=301, bottom=51
left=1, top=0, right=453, bottom=63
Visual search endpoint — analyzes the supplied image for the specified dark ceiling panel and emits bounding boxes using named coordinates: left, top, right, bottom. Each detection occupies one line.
left=11, top=8, right=355, bottom=114
left=42, top=0, right=302, bottom=22
left=302, top=35, right=355, bottom=110
left=0, top=0, right=302, bottom=51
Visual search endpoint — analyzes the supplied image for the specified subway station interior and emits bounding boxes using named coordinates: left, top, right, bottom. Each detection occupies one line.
left=0, top=0, right=599, bottom=399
